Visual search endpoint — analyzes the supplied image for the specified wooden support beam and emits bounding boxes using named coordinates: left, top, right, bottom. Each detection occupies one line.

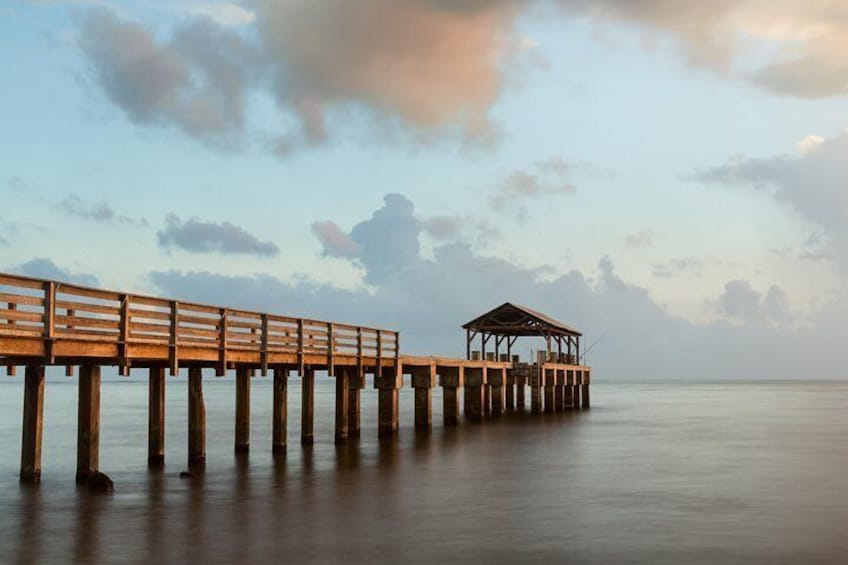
left=187, top=367, right=206, bottom=469
left=564, top=371, right=574, bottom=409
left=516, top=375, right=526, bottom=410
left=348, top=371, right=362, bottom=439
left=20, top=365, right=45, bottom=483
left=76, top=365, right=101, bottom=483
left=581, top=371, right=590, bottom=408
left=505, top=373, right=515, bottom=411
left=148, top=367, right=165, bottom=467
left=235, top=367, right=250, bottom=453
left=572, top=380, right=581, bottom=411
left=412, top=365, right=436, bottom=431
left=554, top=370, right=565, bottom=412
left=544, top=368, right=555, bottom=414
left=530, top=370, right=542, bottom=414
left=301, top=368, right=314, bottom=444
left=376, top=366, right=401, bottom=438
left=464, top=368, right=484, bottom=423
left=334, top=368, right=349, bottom=444
left=489, top=368, right=505, bottom=416
left=272, top=367, right=288, bottom=454
left=483, top=383, right=491, bottom=415
left=439, top=367, right=462, bottom=427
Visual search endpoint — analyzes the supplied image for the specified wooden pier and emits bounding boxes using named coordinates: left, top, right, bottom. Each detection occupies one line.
left=0, top=273, right=591, bottom=484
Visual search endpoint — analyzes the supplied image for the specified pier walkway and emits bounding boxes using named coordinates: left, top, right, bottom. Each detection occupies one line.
left=0, top=273, right=590, bottom=484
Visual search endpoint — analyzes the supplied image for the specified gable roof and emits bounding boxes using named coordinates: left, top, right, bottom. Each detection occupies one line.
left=462, top=302, right=582, bottom=337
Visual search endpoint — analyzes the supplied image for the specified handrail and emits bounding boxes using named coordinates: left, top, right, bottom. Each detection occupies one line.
left=0, top=272, right=400, bottom=373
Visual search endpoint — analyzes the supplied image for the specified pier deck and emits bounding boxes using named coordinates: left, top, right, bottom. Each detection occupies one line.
left=0, top=273, right=590, bottom=484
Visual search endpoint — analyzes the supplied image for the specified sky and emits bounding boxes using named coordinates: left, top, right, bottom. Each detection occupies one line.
left=2, top=0, right=847, bottom=379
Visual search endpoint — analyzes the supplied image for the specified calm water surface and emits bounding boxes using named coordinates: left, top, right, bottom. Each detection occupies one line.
left=0, top=378, right=846, bottom=564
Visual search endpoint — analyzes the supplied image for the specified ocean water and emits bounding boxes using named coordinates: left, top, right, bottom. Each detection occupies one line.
left=0, top=377, right=846, bottom=564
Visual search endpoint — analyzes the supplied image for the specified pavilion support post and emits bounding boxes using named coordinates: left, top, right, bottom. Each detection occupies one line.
left=334, top=368, right=350, bottom=444
left=465, top=368, right=485, bottom=422
left=554, top=369, right=565, bottom=412
left=505, top=372, right=515, bottom=412
left=235, top=367, right=250, bottom=453
left=489, top=368, right=505, bottom=416
left=301, top=368, right=315, bottom=444
left=483, top=383, right=492, bottom=415
left=544, top=369, right=555, bottom=414
left=412, top=366, right=436, bottom=431
left=20, top=365, right=45, bottom=483
left=148, top=367, right=165, bottom=467
left=530, top=369, right=542, bottom=414
left=516, top=375, right=526, bottom=410
left=376, top=366, right=401, bottom=438
left=439, top=367, right=462, bottom=427
left=348, top=371, right=363, bottom=439
left=188, top=367, right=206, bottom=469
left=76, top=365, right=101, bottom=483
left=582, top=371, right=591, bottom=409
left=272, top=367, right=288, bottom=454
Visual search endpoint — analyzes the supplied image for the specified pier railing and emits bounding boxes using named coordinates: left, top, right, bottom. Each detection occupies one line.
left=0, top=273, right=399, bottom=374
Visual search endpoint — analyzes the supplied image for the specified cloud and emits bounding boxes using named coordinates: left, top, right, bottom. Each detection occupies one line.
left=55, top=194, right=148, bottom=227
left=157, top=213, right=279, bottom=256
left=696, top=131, right=848, bottom=270
left=6, top=176, right=35, bottom=193
left=182, top=2, right=256, bottom=26
left=796, top=134, right=824, bottom=154
left=624, top=230, right=655, bottom=248
left=311, top=221, right=360, bottom=258
left=556, top=1, right=848, bottom=99
left=423, top=215, right=464, bottom=241
left=652, top=257, right=704, bottom=279
left=492, top=156, right=576, bottom=212
left=148, top=193, right=848, bottom=379
left=716, top=279, right=791, bottom=323
left=11, top=258, right=99, bottom=287
left=79, top=8, right=255, bottom=145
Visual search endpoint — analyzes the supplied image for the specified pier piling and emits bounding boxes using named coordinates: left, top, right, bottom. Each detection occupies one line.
left=148, top=367, right=165, bottom=466
left=76, top=365, right=101, bottom=483
left=412, top=366, right=436, bottom=431
left=465, top=368, right=484, bottom=422
left=301, top=368, right=315, bottom=444
left=439, top=367, right=462, bottom=427
left=188, top=368, right=206, bottom=469
left=554, top=369, right=565, bottom=412
left=376, top=367, right=401, bottom=438
left=235, top=367, right=250, bottom=452
left=334, top=368, right=350, bottom=444
left=348, top=371, right=362, bottom=439
left=20, top=365, right=45, bottom=483
left=272, top=367, right=288, bottom=454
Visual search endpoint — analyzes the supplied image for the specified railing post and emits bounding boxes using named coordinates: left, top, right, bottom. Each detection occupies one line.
left=118, top=295, right=130, bottom=376
left=376, top=329, right=383, bottom=379
left=169, top=301, right=179, bottom=376
left=296, top=319, right=304, bottom=376
left=218, top=308, right=228, bottom=376
left=327, top=322, right=335, bottom=377
left=261, top=314, right=269, bottom=377
left=7, top=302, right=16, bottom=376
left=43, top=282, right=55, bottom=364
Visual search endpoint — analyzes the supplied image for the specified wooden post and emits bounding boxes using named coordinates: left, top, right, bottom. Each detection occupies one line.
left=564, top=371, right=574, bottom=409
left=20, top=365, right=45, bottom=483
left=505, top=373, right=515, bottom=411
left=483, top=383, right=491, bottom=415
left=348, top=372, right=362, bottom=439
left=272, top=367, right=288, bottom=454
left=235, top=367, right=250, bottom=452
left=412, top=366, right=436, bottom=431
left=301, top=368, right=314, bottom=444
left=465, top=368, right=484, bottom=422
left=490, top=368, right=505, bottom=416
left=334, top=368, right=349, bottom=444
left=530, top=369, right=542, bottom=414
left=76, top=365, right=101, bottom=483
left=554, top=369, right=565, bottom=412
left=148, top=367, right=165, bottom=467
left=440, top=367, right=462, bottom=427
left=582, top=371, right=591, bottom=408
left=544, top=368, right=555, bottom=414
left=516, top=375, right=526, bottom=409
left=573, top=380, right=581, bottom=411
left=188, top=367, right=205, bottom=469
left=376, top=366, right=400, bottom=438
